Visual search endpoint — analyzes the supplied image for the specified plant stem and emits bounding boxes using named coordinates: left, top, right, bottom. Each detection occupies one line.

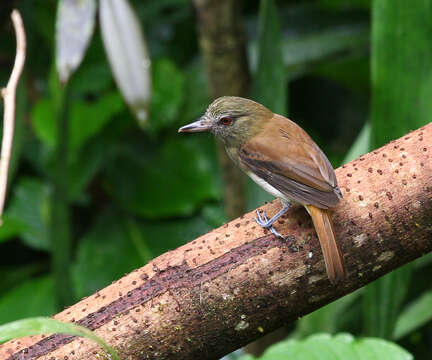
left=50, top=79, right=74, bottom=309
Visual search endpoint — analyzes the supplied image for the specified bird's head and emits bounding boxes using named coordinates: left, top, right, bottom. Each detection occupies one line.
left=178, top=96, right=273, bottom=147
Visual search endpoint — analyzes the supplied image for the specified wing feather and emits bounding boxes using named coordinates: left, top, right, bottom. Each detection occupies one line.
left=239, top=114, right=342, bottom=209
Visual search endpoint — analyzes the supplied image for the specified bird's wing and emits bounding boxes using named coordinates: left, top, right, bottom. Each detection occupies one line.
left=238, top=114, right=341, bottom=209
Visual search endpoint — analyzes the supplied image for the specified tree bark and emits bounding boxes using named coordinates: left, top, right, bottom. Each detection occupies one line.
left=193, top=0, right=250, bottom=219
left=2, top=123, right=432, bottom=360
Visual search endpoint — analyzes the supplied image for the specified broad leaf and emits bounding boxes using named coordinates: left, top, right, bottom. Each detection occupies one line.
left=6, top=178, right=51, bottom=251
left=394, top=290, right=432, bottom=340
left=149, top=58, right=186, bottom=135
left=72, top=211, right=144, bottom=298
left=32, top=92, right=124, bottom=151
left=105, top=136, right=220, bottom=218
left=0, top=277, right=55, bottom=324
left=240, top=333, right=412, bottom=360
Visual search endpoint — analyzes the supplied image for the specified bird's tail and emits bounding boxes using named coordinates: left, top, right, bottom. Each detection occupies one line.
left=305, top=205, right=345, bottom=284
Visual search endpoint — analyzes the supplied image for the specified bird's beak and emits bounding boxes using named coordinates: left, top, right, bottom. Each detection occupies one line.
left=178, top=118, right=212, bottom=133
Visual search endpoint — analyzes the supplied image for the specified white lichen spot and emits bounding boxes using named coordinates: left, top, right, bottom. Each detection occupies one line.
left=222, top=293, right=230, bottom=300
left=412, top=200, right=421, bottom=209
left=235, top=320, right=249, bottom=331
left=353, top=233, right=368, bottom=247
left=308, top=251, right=313, bottom=258
left=308, top=274, right=326, bottom=284
left=377, top=251, right=394, bottom=262
left=241, top=314, right=247, bottom=320
left=373, top=265, right=382, bottom=271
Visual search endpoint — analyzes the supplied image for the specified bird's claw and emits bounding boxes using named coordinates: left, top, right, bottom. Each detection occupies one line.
left=255, top=210, right=283, bottom=238
left=255, top=210, right=269, bottom=226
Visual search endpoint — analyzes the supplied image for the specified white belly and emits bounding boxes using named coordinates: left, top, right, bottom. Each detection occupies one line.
left=248, top=172, right=291, bottom=203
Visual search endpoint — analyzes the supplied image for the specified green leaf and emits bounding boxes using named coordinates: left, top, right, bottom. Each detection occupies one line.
left=69, top=92, right=124, bottom=151
left=32, top=98, right=56, bottom=148
left=0, top=215, right=28, bottom=243
left=394, top=291, right=432, bottom=340
left=106, top=136, right=220, bottom=218
left=280, top=25, right=369, bottom=78
left=371, top=0, right=432, bottom=147
left=363, top=266, right=412, bottom=338
left=252, top=0, right=287, bottom=116
left=149, top=58, right=186, bottom=134
left=67, top=140, right=106, bottom=202
left=6, top=178, right=51, bottom=251
left=72, top=211, right=145, bottom=298
left=0, top=264, right=45, bottom=294
left=0, top=317, right=119, bottom=360
left=180, top=62, right=209, bottom=124
left=32, top=93, right=124, bottom=152
left=0, top=276, right=55, bottom=324
left=56, top=0, right=96, bottom=83
left=239, top=333, right=412, bottom=360
left=99, top=0, right=151, bottom=125
left=364, top=0, right=432, bottom=339
left=296, top=290, right=361, bottom=337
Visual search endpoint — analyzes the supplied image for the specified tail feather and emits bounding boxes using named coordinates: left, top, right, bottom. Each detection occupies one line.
left=305, top=205, right=345, bottom=284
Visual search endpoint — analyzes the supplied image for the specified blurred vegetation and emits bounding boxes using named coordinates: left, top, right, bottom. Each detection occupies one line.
left=0, top=0, right=431, bottom=359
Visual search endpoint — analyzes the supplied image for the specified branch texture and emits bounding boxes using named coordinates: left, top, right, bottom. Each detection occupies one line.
left=1, top=123, right=432, bottom=359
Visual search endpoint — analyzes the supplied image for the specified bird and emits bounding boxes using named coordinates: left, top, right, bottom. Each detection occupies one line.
left=178, top=96, right=345, bottom=284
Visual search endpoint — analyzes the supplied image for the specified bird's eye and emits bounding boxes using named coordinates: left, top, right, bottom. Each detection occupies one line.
left=220, top=116, right=232, bottom=126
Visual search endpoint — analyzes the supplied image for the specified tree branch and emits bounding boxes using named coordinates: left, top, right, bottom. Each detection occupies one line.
left=0, top=10, right=26, bottom=222
left=1, top=123, right=432, bottom=360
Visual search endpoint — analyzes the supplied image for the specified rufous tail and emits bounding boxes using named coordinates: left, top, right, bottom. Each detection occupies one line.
left=305, top=205, right=345, bottom=284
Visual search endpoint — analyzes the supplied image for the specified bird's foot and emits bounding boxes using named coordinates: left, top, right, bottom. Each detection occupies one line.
left=255, top=210, right=283, bottom=238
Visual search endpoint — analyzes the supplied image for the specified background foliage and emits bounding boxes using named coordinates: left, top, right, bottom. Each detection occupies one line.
left=0, top=0, right=431, bottom=359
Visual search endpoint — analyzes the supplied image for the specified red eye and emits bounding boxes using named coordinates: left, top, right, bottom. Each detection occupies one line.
left=220, top=116, right=232, bottom=125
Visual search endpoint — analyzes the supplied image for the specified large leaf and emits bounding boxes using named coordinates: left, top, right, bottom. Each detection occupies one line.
left=149, top=58, right=186, bottom=135
left=56, top=0, right=96, bottom=83
left=0, top=276, right=55, bottom=324
left=364, top=0, right=432, bottom=338
left=371, top=0, right=432, bottom=146
left=32, top=92, right=124, bottom=151
left=99, top=0, right=151, bottom=125
left=105, top=136, right=220, bottom=218
left=72, top=211, right=144, bottom=298
left=363, top=266, right=412, bottom=338
left=252, top=0, right=287, bottom=116
left=0, top=317, right=119, bottom=360
left=394, top=291, right=432, bottom=340
left=239, top=333, right=412, bottom=360
left=6, top=178, right=51, bottom=251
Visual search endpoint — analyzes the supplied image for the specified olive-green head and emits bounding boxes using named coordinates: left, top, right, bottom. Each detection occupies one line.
left=178, top=96, right=273, bottom=147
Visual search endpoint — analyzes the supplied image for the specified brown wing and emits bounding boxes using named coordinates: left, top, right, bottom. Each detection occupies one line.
left=239, top=114, right=342, bottom=209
